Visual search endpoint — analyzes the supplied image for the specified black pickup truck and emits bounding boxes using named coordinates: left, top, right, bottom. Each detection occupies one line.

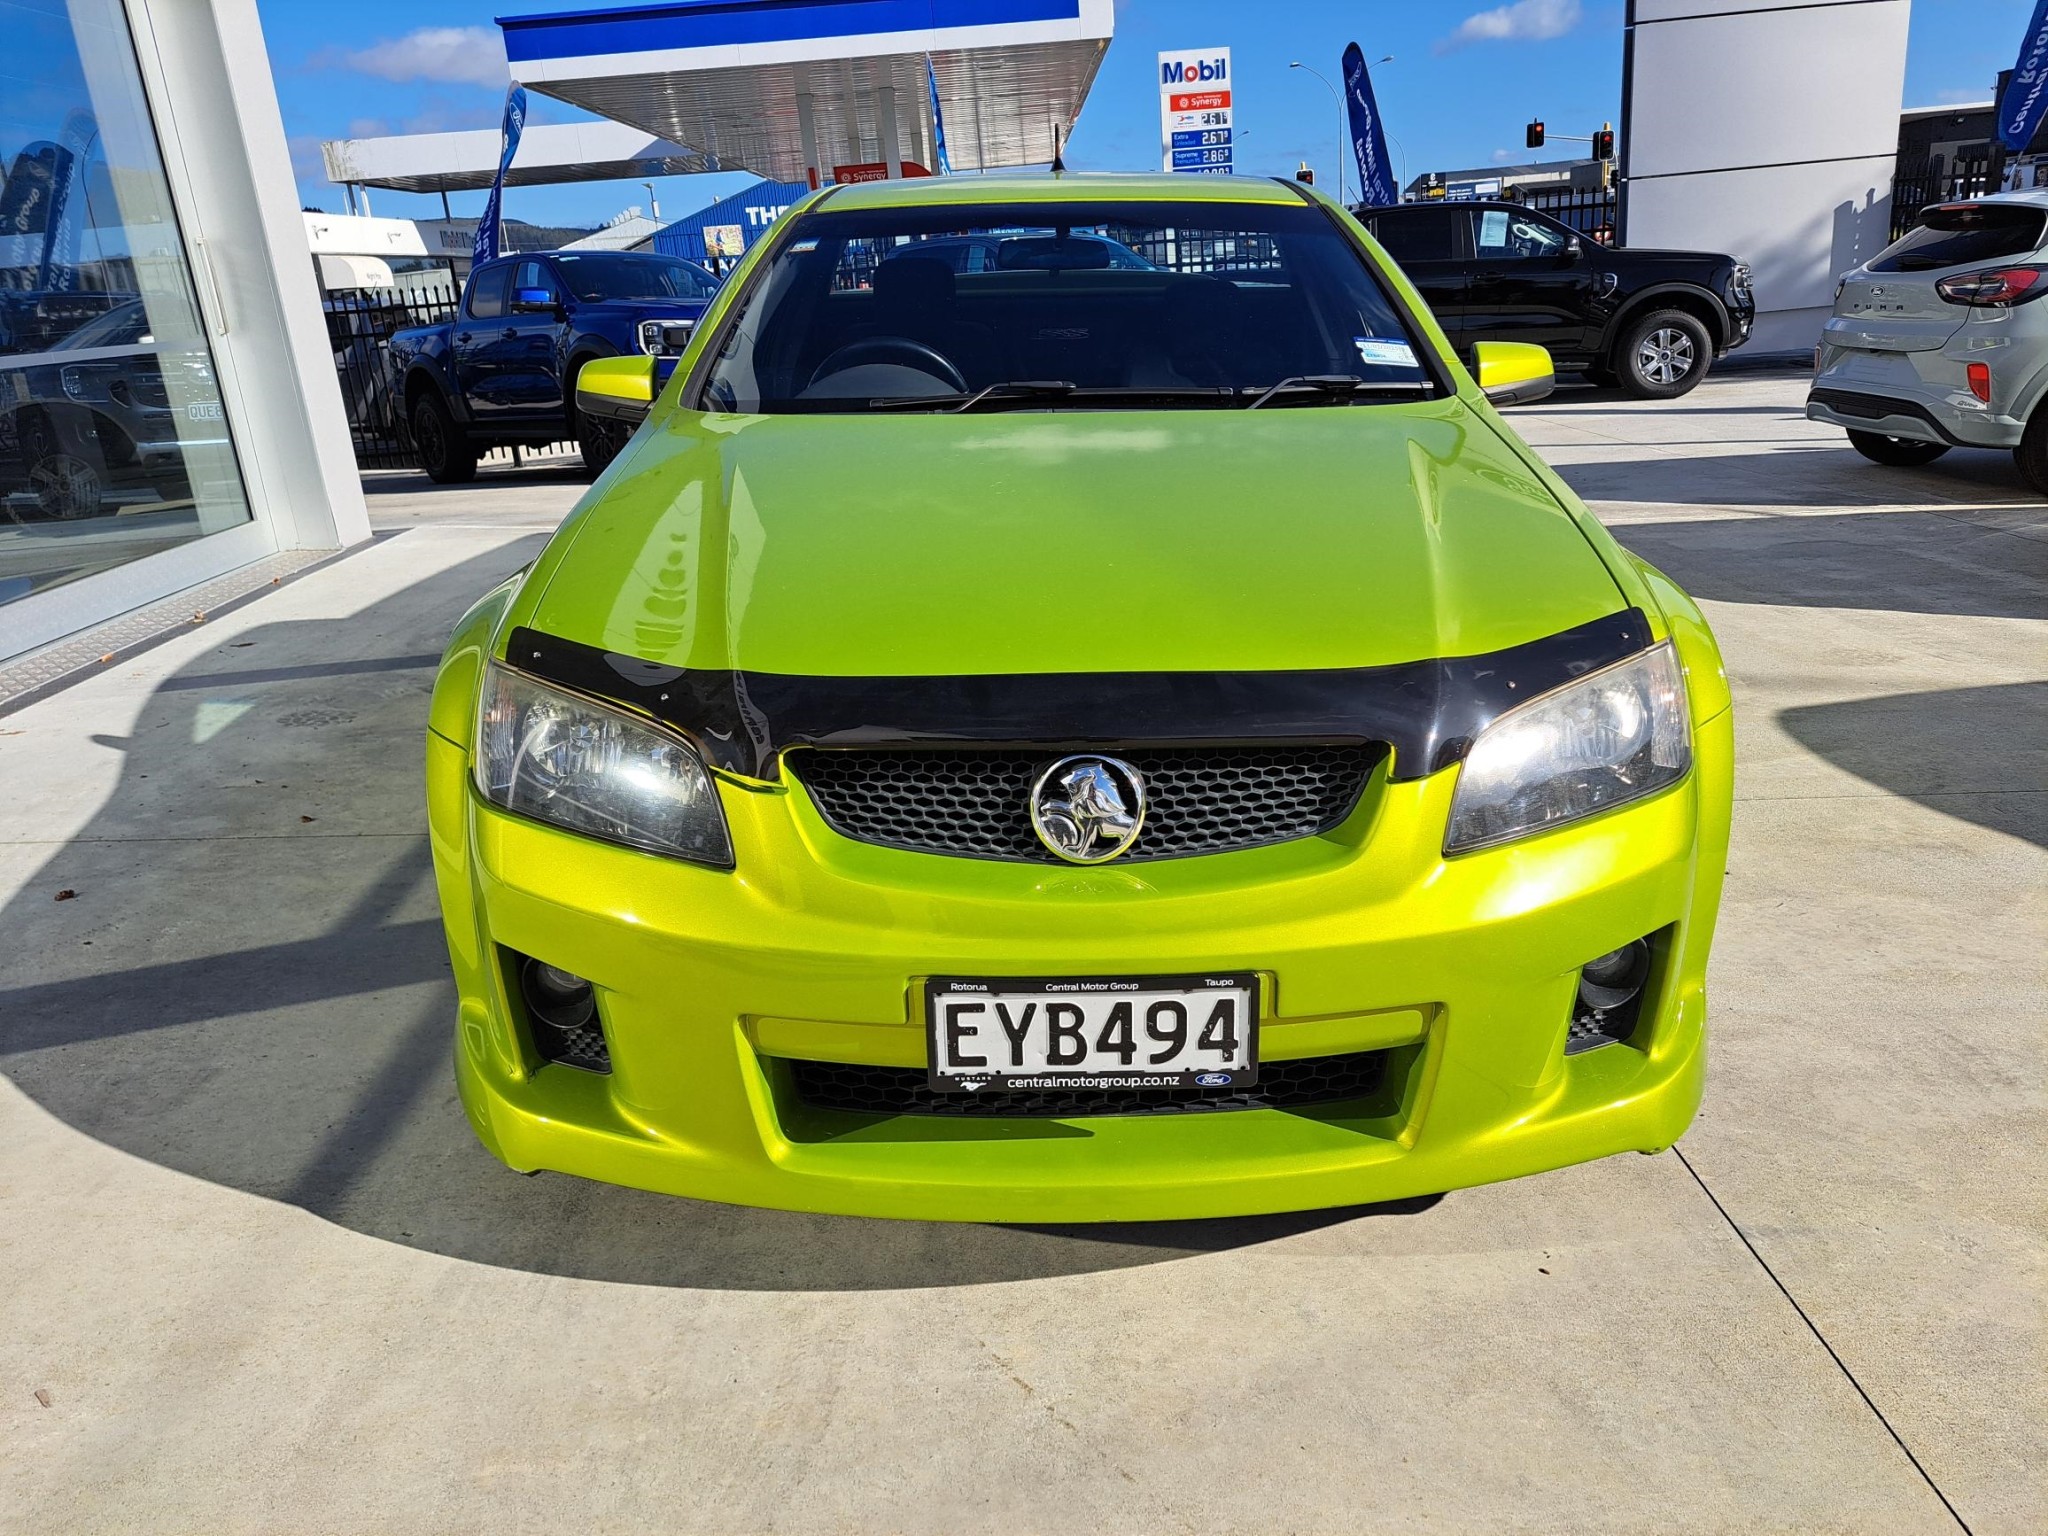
left=385, top=249, right=720, bottom=481
left=1356, top=201, right=1754, bottom=398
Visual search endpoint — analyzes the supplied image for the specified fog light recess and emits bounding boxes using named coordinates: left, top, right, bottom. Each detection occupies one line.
left=517, top=957, right=612, bottom=1073
left=1566, top=938, right=1652, bottom=1054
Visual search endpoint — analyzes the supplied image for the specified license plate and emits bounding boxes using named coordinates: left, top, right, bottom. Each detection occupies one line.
left=925, top=973, right=1259, bottom=1092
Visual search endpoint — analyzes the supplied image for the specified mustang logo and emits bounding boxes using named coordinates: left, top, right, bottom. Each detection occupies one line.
left=1030, top=756, right=1146, bottom=864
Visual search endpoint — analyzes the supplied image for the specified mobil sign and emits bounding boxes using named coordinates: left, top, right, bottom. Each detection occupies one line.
left=1159, top=48, right=1233, bottom=174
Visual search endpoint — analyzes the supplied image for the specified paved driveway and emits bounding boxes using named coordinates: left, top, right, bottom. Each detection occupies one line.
left=1, top=373, right=2040, bottom=1534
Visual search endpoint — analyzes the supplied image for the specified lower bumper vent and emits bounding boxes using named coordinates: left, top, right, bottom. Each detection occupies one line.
left=510, top=953, right=612, bottom=1073
left=787, top=1050, right=1388, bottom=1119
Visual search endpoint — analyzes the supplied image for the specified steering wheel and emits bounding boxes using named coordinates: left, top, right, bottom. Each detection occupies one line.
left=807, top=336, right=967, bottom=393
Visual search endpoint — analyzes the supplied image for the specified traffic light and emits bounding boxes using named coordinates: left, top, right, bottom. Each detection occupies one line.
left=1526, top=120, right=1545, bottom=150
left=1295, top=162, right=1315, bottom=186
left=1593, top=125, right=1615, bottom=161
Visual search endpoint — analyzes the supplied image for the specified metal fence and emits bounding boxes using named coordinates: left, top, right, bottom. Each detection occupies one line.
left=1888, top=159, right=2002, bottom=240
left=1503, top=185, right=1620, bottom=242
left=320, top=282, right=456, bottom=470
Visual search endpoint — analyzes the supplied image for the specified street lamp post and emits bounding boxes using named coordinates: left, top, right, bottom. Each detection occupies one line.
left=1288, top=62, right=1346, bottom=205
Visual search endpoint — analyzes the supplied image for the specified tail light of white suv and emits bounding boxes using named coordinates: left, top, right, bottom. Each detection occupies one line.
left=1934, top=266, right=2048, bottom=306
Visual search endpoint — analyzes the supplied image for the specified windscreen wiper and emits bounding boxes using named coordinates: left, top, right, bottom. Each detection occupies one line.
left=951, top=379, right=1077, bottom=413
left=1243, top=376, right=1435, bottom=410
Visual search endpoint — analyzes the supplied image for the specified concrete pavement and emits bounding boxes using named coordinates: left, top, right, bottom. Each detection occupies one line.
left=0, top=373, right=2040, bottom=1533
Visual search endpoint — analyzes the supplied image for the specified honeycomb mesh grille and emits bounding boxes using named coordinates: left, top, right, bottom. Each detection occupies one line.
left=786, top=1051, right=1389, bottom=1119
left=789, top=744, right=1378, bottom=863
left=533, top=1016, right=611, bottom=1074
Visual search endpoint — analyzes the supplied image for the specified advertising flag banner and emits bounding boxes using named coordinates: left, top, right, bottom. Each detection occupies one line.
left=2003, top=0, right=2048, bottom=151
left=1343, top=44, right=1398, bottom=208
left=473, top=84, right=527, bottom=265
left=926, top=56, right=953, bottom=176
left=1159, top=48, right=1233, bottom=173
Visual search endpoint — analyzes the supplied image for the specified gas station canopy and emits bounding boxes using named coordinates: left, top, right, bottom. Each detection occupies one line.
left=321, top=120, right=715, bottom=195
left=497, top=0, right=1115, bottom=185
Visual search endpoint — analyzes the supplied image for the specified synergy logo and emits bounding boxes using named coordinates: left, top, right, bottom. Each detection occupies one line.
left=1160, top=54, right=1228, bottom=85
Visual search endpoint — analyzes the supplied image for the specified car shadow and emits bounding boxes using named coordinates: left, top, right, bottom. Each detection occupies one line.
left=1602, top=508, right=2048, bottom=621
left=0, top=542, right=1442, bottom=1292
left=1777, top=682, right=2048, bottom=851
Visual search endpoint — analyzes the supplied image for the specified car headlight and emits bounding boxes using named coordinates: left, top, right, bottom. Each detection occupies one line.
left=475, top=663, right=732, bottom=867
left=638, top=318, right=694, bottom=355
left=1445, top=642, right=1691, bottom=854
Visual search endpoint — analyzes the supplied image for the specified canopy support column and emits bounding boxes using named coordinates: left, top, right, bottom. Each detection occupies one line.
left=796, top=92, right=821, bottom=189
left=878, top=85, right=902, bottom=178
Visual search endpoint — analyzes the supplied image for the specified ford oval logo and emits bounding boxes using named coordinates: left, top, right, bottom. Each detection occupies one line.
left=1194, top=1072, right=1232, bottom=1087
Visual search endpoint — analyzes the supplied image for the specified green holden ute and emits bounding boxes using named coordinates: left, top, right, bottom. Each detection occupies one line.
left=426, top=173, right=1732, bottom=1222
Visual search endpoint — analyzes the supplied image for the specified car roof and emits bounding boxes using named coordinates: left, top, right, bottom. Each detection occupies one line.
left=817, top=172, right=1310, bottom=212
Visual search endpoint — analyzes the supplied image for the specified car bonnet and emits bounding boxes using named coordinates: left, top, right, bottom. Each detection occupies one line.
left=512, top=400, right=1638, bottom=778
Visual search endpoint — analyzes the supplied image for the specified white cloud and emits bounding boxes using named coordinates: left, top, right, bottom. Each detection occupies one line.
left=1436, top=0, right=1583, bottom=53
left=330, top=27, right=507, bottom=89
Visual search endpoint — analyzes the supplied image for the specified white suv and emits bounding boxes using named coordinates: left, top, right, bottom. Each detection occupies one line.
left=1809, top=191, right=2048, bottom=491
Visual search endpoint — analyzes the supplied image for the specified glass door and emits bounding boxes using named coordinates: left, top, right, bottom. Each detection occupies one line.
left=0, top=0, right=254, bottom=605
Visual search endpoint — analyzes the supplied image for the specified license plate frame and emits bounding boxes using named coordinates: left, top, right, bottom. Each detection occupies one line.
left=924, top=972, right=1260, bottom=1093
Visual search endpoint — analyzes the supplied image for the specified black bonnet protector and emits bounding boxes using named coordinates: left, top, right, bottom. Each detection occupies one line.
left=505, top=608, right=1651, bottom=782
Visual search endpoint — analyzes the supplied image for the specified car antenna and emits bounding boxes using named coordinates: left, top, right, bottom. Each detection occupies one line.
left=1051, top=123, right=1066, bottom=175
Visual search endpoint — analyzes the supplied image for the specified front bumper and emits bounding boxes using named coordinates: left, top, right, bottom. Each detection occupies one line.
left=428, top=707, right=1733, bottom=1223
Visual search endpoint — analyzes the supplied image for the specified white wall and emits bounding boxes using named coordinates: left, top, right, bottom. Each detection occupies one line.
left=1622, top=0, right=1910, bottom=356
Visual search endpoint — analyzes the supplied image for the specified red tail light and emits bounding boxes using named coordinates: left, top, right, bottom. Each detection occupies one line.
left=1967, top=362, right=1992, bottom=402
left=1936, top=266, right=2048, bottom=306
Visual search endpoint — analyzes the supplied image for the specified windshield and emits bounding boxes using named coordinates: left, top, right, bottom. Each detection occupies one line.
left=697, top=199, right=1440, bottom=413
left=554, top=253, right=719, bottom=302
left=1870, top=203, right=2048, bottom=273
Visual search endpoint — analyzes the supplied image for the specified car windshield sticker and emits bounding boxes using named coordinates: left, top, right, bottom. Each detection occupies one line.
left=1479, top=209, right=1509, bottom=250
left=789, top=239, right=819, bottom=253
left=1355, top=337, right=1418, bottom=368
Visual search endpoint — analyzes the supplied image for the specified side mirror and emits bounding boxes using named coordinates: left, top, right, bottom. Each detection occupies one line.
left=1473, top=341, right=1555, bottom=407
left=1564, top=236, right=1584, bottom=261
left=510, top=287, right=558, bottom=314
left=575, top=354, right=657, bottom=429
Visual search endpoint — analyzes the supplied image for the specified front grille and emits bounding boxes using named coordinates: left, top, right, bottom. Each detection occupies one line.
left=787, top=1050, right=1388, bottom=1118
left=790, top=744, right=1377, bottom=863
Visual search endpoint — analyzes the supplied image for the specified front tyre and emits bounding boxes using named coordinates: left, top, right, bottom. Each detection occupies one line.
left=1616, top=309, right=1711, bottom=399
left=1847, top=429, right=1950, bottom=468
left=576, top=412, right=628, bottom=479
left=20, top=411, right=104, bottom=520
left=411, top=391, right=478, bottom=484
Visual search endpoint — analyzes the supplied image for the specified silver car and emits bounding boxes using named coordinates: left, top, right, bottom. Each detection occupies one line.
left=1808, top=191, right=2048, bottom=492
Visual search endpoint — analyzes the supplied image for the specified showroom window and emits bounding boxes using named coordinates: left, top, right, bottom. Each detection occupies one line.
left=0, top=0, right=252, bottom=606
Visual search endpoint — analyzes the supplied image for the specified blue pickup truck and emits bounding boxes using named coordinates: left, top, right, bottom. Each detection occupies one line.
left=385, top=250, right=719, bottom=482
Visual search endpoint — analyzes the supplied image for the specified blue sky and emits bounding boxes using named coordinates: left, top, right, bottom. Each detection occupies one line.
left=250, top=0, right=2039, bottom=229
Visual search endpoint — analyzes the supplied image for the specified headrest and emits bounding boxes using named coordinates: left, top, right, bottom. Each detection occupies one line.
left=873, top=255, right=955, bottom=311
left=1161, top=277, right=1242, bottom=328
